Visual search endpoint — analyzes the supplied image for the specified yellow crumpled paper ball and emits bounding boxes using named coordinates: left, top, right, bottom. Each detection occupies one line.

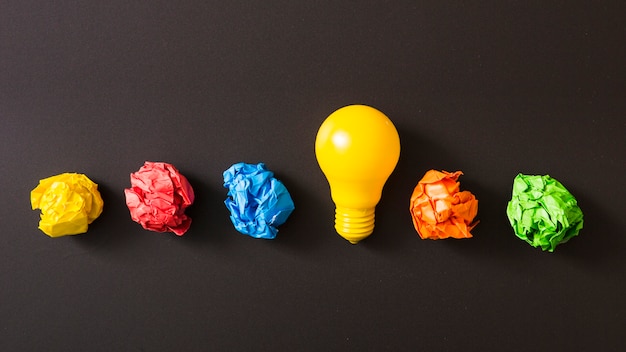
left=31, top=173, right=104, bottom=237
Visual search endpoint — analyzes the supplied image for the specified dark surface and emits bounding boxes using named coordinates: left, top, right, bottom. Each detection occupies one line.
left=1, top=1, right=625, bottom=351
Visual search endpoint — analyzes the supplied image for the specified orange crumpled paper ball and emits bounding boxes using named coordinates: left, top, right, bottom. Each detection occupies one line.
left=409, top=170, right=478, bottom=239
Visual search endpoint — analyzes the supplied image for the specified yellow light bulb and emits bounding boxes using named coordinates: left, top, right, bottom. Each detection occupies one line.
left=315, top=105, right=401, bottom=244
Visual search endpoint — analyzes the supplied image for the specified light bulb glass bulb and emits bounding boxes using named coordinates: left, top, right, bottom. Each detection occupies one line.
left=315, top=105, right=400, bottom=244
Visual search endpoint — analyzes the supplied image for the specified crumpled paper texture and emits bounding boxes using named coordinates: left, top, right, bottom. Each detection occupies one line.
left=124, top=161, right=194, bottom=236
left=506, top=173, right=583, bottom=252
left=31, top=173, right=104, bottom=237
left=409, top=170, right=478, bottom=239
left=223, top=162, right=295, bottom=239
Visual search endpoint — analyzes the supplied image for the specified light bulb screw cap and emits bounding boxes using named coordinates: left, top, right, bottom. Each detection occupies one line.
left=334, top=206, right=375, bottom=244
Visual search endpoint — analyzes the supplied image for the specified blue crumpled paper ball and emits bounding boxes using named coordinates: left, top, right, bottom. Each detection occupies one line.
left=223, top=162, right=295, bottom=239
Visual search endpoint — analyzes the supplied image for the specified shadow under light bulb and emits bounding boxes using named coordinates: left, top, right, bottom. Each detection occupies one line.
left=315, top=105, right=401, bottom=244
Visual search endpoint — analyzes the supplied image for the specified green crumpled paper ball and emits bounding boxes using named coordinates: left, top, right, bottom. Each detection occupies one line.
left=506, top=174, right=584, bottom=252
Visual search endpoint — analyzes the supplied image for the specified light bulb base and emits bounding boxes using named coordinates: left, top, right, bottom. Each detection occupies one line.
left=335, top=207, right=375, bottom=244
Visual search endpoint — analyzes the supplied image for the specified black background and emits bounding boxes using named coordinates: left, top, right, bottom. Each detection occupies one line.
left=1, top=1, right=625, bottom=351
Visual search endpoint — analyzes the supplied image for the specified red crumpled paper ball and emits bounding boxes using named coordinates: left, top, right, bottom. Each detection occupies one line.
left=124, top=161, right=195, bottom=235
left=409, top=170, right=478, bottom=239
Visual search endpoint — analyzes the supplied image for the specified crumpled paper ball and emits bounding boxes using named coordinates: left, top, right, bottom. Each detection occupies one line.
left=124, top=161, right=195, bottom=236
left=409, top=170, right=478, bottom=239
left=30, top=173, right=104, bottom=237
left=506, top=173, right=583, bottom=252
left=223, top=162, right=295, bottom=239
